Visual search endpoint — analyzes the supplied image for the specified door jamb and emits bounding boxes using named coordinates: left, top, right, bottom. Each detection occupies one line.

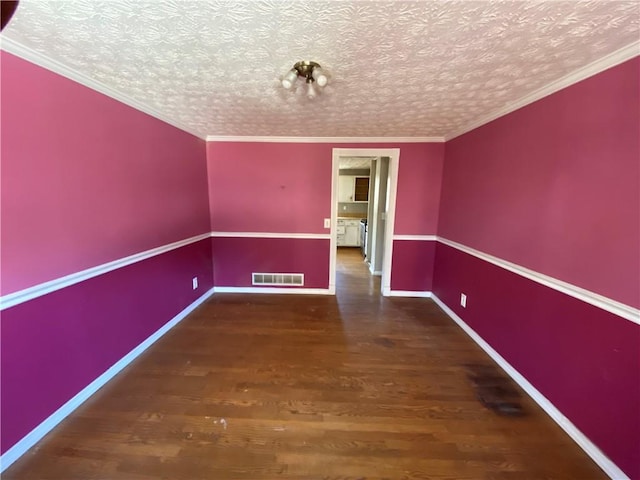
left=329, top=148, right=400, bottom=295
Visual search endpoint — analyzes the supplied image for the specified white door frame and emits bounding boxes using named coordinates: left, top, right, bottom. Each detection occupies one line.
left=329, top=148, right=400, bottom=295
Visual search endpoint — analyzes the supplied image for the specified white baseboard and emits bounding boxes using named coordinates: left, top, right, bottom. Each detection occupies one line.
left=367, top=263, right=380, bottom=275
left=430, top=294, right=629, bottom=480
left=386, top=290, right=432, bottom=298
left=213, top=286, right=331, bottom=295
left=0, top=287, right=215, bottom=472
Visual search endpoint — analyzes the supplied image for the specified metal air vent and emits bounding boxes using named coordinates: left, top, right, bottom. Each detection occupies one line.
left=252, top=273, right=304, bottom=286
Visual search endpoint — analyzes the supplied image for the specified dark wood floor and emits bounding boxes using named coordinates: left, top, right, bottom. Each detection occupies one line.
left=4, top=248, right=605, bottom=479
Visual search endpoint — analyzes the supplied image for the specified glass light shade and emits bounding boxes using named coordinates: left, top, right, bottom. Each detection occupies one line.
left=306, top=81, right=318, bottom=99
left=312, top=67, right=328, bottom=87
left=281, top=69, right=298, bottom=89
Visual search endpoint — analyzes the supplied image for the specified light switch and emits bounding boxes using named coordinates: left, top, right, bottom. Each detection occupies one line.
left=324, top=218, right=331, bottom=228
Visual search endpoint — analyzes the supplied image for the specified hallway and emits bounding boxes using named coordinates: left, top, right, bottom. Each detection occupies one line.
left=4, top=249, right=605, bottom=479
left=335, top=247, right=380, bottom=296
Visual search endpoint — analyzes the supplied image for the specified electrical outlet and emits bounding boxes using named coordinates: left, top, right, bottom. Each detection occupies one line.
left=460, top=293, right=467, bottom=308
left=192, top=277, right=198, bottom=290
left=324, top=218, right=331, bottom=228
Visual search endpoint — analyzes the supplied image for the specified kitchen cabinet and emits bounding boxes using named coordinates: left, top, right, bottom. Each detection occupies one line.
left=338, top=175, right=369, bottom=203
left=344, top=223, right=359, bottom=245
left=338, top=176, right=355, bottom=202
left=354, top=177, right=370, bottom=202
left=337, top=218, right=361, bottom=247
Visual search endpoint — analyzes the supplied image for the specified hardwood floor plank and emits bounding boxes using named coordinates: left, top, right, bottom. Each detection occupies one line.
left=3, top=248, right=606, bottom=479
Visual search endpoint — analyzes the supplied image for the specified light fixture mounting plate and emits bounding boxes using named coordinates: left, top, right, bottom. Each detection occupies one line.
left=294, top=60, right=321, bottom=79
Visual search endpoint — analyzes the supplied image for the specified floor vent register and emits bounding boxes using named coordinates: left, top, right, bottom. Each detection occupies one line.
left=252, top=273, right=304, bottom=286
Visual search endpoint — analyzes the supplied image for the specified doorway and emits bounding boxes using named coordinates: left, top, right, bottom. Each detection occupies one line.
left=329, top=148, right=400, bottom=295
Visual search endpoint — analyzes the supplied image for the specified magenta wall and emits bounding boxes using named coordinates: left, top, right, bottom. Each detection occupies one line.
left=1, top=54, right=213, bottom=455
left=1, top=239, right=213, bottom=454
left=390, top=240, right=436, bottom=292
left=1, top=52, right=211, bottom=296
left=439, top=57, right=639, bottom=308
left=207, top=142, right=332, bottom=234
left=212, top=237, right=329, bottom=288
left=391, top=143, right=443, bottom=293
left=393, top=143, right=444, bottom=235
left=434, top=58, right=640, bottom=478
left=433, top=244, right=640, bottom=479
left=207, top=142, right=443, bottom=290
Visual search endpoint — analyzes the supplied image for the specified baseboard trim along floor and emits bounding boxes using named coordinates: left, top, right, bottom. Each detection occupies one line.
left=430, top=294, right=628, bottom=480
left=0, top=287, right=215, bottom=472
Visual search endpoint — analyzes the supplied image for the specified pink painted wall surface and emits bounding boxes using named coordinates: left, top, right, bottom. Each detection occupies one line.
left=207, top=142, right=443, bottom=234
left=207, top=142, right=332, bottom=234
left=393, top=143, right=444, bottom=235
left=390, top=240, right=436, bottom=292
left=433, top=243, right=640, bottom=479
left=439, top=58, right=640, bottom=307
left=434, top=59, right=640, bottom=477
left=207, top=141, right=443, bottom=290
left=1, top=52, right=211, bottom=295
left=1, top=239, right=214, bottom=454
left=1, top=54, right=214, bottom=456
left=212, top=237, right=330, bottom=289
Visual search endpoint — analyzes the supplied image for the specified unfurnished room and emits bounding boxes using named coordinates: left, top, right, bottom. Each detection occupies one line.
left=1, top=1, right=639, bottom=479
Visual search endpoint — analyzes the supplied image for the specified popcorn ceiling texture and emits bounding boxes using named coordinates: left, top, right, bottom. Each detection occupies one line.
left=3, top=1, right=638, bottom=138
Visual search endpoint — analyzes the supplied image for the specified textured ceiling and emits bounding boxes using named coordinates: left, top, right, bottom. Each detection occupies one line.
left=339, top=157, right=375, bottom=170
left=2, top=1, right=639, bottom=139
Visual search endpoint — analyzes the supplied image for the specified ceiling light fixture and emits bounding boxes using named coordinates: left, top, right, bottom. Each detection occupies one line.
left=282, top=61, right=328, bottom=99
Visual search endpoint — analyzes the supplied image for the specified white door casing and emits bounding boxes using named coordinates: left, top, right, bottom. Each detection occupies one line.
left=330, top=148, right=400, bottom=295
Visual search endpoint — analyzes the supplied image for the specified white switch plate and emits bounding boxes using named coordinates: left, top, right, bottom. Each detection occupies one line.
left=324, top=218, right=331, bottom=228
left=460, top=293, right=467, bottom=308
left=192, top=277, right=198, bottom=290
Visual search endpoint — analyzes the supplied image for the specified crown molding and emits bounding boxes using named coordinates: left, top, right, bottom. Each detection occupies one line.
left=445, top=41, right=640, bottom=141
left=0, top=37, right=206, bottom=140
left=205, top=136, right=445, bottom=143
left=3, top=35, right=636, bottom=147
